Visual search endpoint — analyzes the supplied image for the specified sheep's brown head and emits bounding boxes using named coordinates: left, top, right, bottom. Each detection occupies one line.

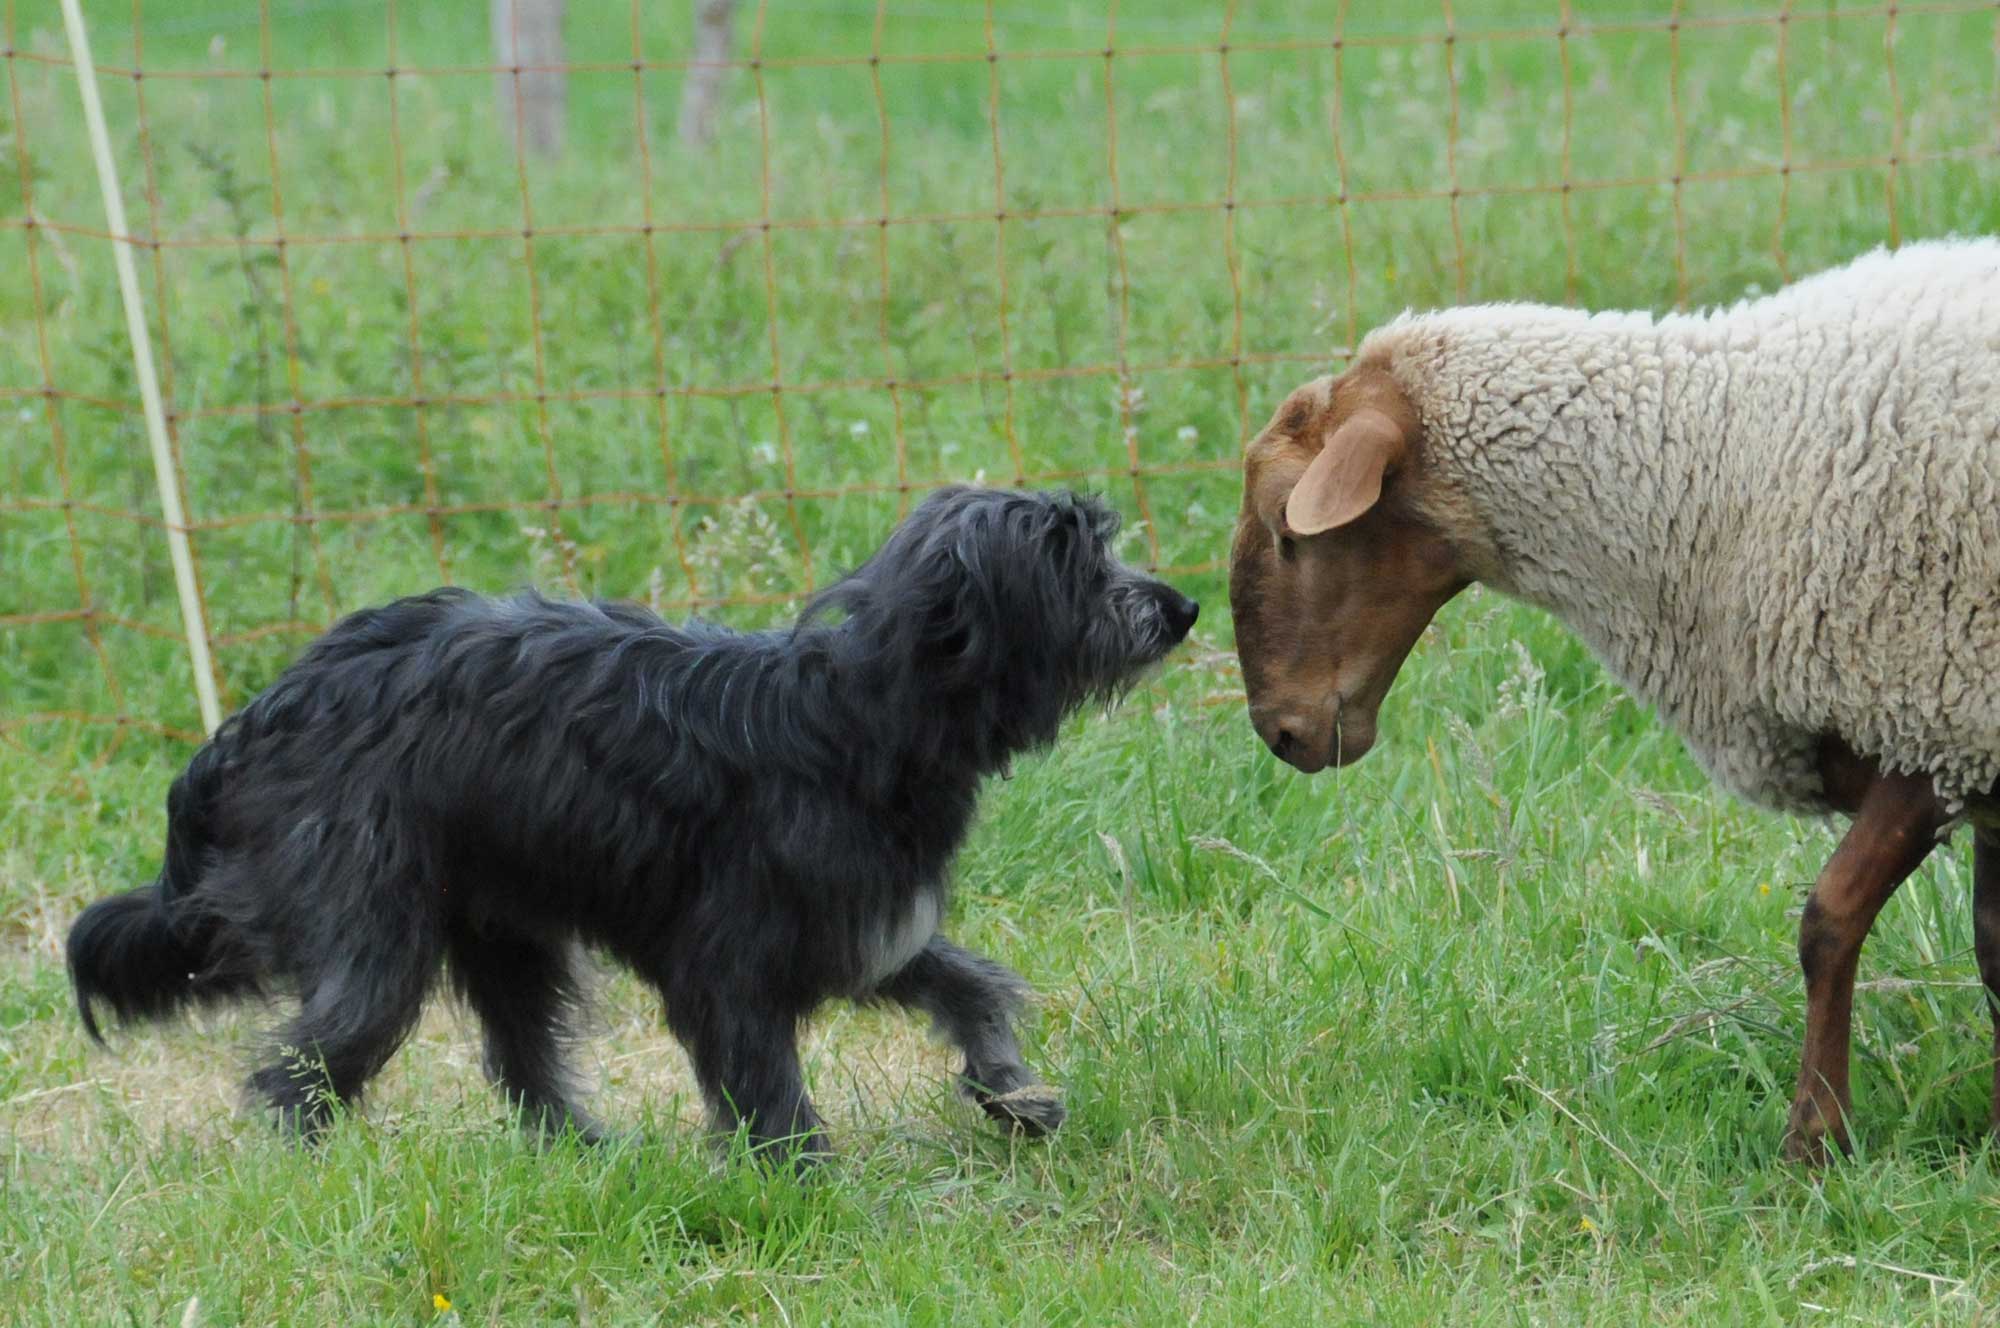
left=1228, top=367, right=1471, bottom=773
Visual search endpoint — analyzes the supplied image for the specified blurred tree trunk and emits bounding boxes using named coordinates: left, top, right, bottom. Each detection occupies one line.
left=492, top=0, right=567, bottom=157
left=678, top=0, right=738, bottom=148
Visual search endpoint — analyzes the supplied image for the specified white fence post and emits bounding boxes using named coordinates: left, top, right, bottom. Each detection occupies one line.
left=58, top=0, right=223, bottom=735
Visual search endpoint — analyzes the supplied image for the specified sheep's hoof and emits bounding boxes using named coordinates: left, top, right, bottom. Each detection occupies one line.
left=972, top=1081, right=1066, bottom=1137
left=1781, top=1100, right=1848, bottom=1168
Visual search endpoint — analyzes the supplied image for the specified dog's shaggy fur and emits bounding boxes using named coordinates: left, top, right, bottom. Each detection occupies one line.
left=68, top=486, right=1198, bottom=1159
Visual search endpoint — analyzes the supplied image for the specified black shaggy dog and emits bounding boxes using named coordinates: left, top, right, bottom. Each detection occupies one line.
left=68, top=486, right=1198, bottom=1160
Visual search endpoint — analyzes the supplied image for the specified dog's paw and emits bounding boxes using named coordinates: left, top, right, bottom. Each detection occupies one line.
left=553, top=1120, right=627, bottom=1150
left=974, top=1082, right=1066, bottom=1138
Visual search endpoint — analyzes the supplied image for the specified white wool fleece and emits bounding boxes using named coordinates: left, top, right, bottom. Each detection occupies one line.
left=1363, top=238, right=2000, bottom=816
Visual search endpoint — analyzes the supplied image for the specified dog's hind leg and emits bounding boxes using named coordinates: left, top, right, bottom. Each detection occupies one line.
left=873, top=935, right=1065, bottom=1137
left=249, top=927, right=440, bottom=1139
left=660, top=984, right=829, bottom=1165
left=447, top=925, right=604, bottom=1143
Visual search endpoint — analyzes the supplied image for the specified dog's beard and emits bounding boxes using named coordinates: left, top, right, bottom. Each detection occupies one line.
left=1091, top=575, right=1184, bottom=680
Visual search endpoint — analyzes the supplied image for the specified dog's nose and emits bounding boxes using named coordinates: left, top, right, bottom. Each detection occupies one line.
left=1161, top=591, right=1199, bottom=641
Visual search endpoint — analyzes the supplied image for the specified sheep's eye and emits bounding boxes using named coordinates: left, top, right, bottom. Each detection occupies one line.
left=1277, top=535, right=1297, bottom=563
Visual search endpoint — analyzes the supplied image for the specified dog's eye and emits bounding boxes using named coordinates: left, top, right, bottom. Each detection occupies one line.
left=1277, top=536, right=1297, bottom=563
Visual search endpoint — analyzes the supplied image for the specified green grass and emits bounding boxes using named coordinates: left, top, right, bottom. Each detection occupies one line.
left=6, top=1, right=2000, bottom=1322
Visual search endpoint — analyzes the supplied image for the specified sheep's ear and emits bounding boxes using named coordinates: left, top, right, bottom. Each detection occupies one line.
left=1283, top=408, right=1406, bottom=536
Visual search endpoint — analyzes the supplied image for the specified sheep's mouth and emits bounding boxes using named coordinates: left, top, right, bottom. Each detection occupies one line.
left=1327, top=726, right=1375, bottom=767
left=1324, top=714, right=1377, bottom=769
left=1268, top=727, right=1372, bottom=774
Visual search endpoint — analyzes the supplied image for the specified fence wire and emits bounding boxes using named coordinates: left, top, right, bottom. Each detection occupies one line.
left=4, top=0, right=1998, bottom=762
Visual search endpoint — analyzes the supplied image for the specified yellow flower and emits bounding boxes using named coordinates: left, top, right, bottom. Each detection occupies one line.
left=434, top=1294, right=453, bottom=1312
left=310, top=277, right=331, bottom=297
left=1758, top=881, right=1771, bottom=896
left=1578, top=1217, right=1596, bottom=1233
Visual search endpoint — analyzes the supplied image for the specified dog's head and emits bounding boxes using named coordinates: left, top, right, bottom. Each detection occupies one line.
left=1229, top=369, right=1471, bottom=772
left=807, top=486, right=1198, bottom=763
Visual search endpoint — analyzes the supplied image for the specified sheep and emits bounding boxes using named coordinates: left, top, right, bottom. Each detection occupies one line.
left=1228, top=238, right=2000, bottom=1164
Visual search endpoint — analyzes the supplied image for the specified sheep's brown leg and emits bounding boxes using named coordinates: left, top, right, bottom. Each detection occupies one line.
left=1972, top=828, right=2000, bottom=1132
left=1782, top=770, right=1942, bottom=1165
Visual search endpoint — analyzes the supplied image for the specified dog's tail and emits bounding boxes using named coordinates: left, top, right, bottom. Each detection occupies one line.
left=69, top=743, right=254, bottom=1042
left=68, top=886, right=234, bottom=1042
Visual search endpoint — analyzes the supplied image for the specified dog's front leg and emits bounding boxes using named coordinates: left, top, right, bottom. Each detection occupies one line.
left=666, top=993, right=830, bottom=1166
left=873, top=935, right=1065, bottom=1137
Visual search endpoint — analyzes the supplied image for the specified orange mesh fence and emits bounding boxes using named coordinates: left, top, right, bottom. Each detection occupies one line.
left=3, top=0, right=1997, bottom=758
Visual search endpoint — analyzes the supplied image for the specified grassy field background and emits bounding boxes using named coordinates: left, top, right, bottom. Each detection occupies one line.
left=6, top=1, right=2000, bottom=1322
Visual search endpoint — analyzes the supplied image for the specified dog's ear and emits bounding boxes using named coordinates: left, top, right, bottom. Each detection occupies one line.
left=1031, top=497, right=1107, bottom=584
left=1284, top=408, right=1405, bottom=536
left=936, top=494, right=1096, bottom=656
left=1080, top=495, right=1122, bottom=544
